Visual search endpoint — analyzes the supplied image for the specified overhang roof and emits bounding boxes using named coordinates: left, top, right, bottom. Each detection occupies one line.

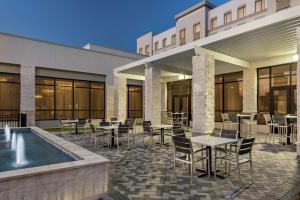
left=115, top=5, right=300, bottom=77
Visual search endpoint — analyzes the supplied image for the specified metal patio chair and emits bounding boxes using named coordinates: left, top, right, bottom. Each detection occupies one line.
left=214, top=137, right=255, bottom=188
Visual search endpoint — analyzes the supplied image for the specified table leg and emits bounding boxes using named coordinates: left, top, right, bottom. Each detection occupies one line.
left=75, top=123, right=78, bottom=134
left=161, top=128, right=164, bottom=144
left=238, top=117, right=241, bottom=138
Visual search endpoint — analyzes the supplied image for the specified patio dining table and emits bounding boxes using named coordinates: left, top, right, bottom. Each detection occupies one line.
left=151, top=124, right=173, bottom=146
left=191, top=135, right=238, bottom=178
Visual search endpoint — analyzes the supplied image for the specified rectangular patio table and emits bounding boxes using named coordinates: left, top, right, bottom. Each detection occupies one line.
left=99, top=125, right=118, bottom=148
left=151, top=124, right=173, bottom=146
left=191, top=135, right=238, bottom=178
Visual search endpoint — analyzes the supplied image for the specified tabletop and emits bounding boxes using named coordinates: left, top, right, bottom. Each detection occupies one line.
left=237, top=114, right=251, bottom=117
left=152, top=124, right=173, bottom=129
left=98, top=125, right=118, bottom=130
left=191, top=135, right=238, bottom=147
left=68, top=120, right=78, bottom=123
left=286, top=115, right=297, bottom=119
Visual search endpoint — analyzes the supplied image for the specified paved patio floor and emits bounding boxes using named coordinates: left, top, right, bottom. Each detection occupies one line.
left=57, top=128, right=300, bottom=200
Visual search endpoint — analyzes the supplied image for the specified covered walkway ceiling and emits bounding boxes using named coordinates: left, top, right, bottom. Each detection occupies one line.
left=115, top=5, right=300, bottom=78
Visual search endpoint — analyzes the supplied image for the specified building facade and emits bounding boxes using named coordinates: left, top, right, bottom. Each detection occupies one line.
left=115, top=0, right=300, bottom=156
left=0, top=32, right=144, bottom=128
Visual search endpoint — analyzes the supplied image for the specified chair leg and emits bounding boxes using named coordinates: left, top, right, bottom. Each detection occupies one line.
left=214, top=153, right=217, bottom=180
left=250, top=160, right=254, bottom=184
left=237, top=163, right=242, bottom=188
left=117, top=136, right=119, bottom=151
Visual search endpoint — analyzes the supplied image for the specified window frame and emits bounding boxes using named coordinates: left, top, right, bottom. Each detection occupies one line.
left=255, top=0, right=264, bottom=12
left=35, top=76, right=105, bottom=120
left=171, top=34, right=176, bottom=45
left=237, top=5, right=246, bottom=19
left=224, top=11, right=232, bottom=24
left=210, top=17, right=217, bottom=31
left=145, top=45, right=150, bottom=55
left=179, top=29, right=186, bottom=45
left=154, top=42, right=159, bottom=51
left=193, top=23, right=201, bottom=41
left=162, top=38, right=167, bottom=48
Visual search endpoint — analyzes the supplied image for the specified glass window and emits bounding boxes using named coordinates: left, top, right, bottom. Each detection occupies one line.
left=154, top=42, right=159, bottom=50
left=255, top=0, right=264, bottom=12
left=271, top=65, right=290, bottom=77
left=179, top=29, right=186, bottom=45
left=210, top=17, right=217, bottom=30
left=162, top=38, right=167, bottom=48
left=145, top=45, right=150, bottom=55
left=224, top=12, right=232, bottom=24
left=35, top=77, right=105, bottom=120
left=214, top=72, right=243, bottom=122
left=138, top=48, right=143, bottom=55
left=193, top=23, right=201, bottom=40
left=127, top=85, right=143, bottom=118
left=237, top=5, right=246, bottom=19
left=258, top=78, right=270, bottom=112
left=258, top=68, right=270, bottom=78
left=172, top=34, right=176, bottom=45
left=0, top=73, right=20, bottom=115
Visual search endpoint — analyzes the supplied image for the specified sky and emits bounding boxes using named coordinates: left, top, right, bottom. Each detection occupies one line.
left=0, top=0, right=228, bottom=53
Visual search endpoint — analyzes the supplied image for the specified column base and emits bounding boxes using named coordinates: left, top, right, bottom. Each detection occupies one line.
left=296, top=142, right=300, bottom=156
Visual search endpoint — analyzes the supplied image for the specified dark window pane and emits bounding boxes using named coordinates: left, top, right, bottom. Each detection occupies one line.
left=215, top=84, right=223, bottom=110
left=291, top=63, right=297, bottom=75
left=215, top=76, right=223, bottom=84
left=0, top=74, right=20, bottom=115
left=224, top=82, right=243, bottom=111
left=258, top=78, right=270, bottom=112
left=271, top=65, right=290, bottom=77
left=0, top=73, right=20, bottom=83
left=223, top=72, right=243, bottom=82
left=128, top=85, right=143, bottom=118
left=36, top=77, right=54, bottom=85
left=258, top=68, right=270, bottom=78
left=271, top=76, right=289, bottom=87
left=56, top=111, right=73, bottom=120
left=35, top=85, right=54, bottom=110
left=292, top=75, right=296, bottom=86
left=36, top=111, right=54, bottom=120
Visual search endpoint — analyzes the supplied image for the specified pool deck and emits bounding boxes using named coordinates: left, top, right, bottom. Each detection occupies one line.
left=59, top=128, right=300, bottom=200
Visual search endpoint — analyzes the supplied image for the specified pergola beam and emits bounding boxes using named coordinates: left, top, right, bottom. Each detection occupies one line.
left=194, top=46, right=251, bottom=68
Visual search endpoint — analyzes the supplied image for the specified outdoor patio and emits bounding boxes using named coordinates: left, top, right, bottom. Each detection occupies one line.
left=56, top=128, right=300, bottom=200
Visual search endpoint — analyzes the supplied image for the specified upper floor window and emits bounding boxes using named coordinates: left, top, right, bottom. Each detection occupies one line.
left=276, top=0, right=291, bottom=11
left=145, top=45, right=150, bottom=55
left=179, top=29, right=186, bottom=45
left=138, top=48, right=143, bottom=55
left=224, top=11, right=232, bottom=24
left=237, top=5, right=246, bottom=19
left=172, top=34, right=176, bottom=45
left=154, top=42, right=159, bottom=51
left=210, top=17, right=217, bottom=30
left=193, top=23, right=201, bottom=41
left=255, top=0, right=265, bottom=12
left=162, top=38, right=167, bottom=48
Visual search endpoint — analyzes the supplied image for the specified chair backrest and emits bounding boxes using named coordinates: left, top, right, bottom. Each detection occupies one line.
left=221, top=113, right=230, bottom=122
left=172, top=121, right=182, bottom=130
left=252, top=113, right=258, bottom=121
left=238, top=137, right=255, bottom=155
left=60, top=119, right=68, bottom=125
left=272, top=115, right=285, bottom=125
left=90, top=124, right=96, bottom=134
left=118, top=124, right=129, bottom=135
left=263, top=113, right=272, bottom=124
left=142, top=121, right=152, bottom=132
left=220, top=129, right=238, bottom=139
left=100, top=121, right=110, bottom=127
left=172, top=129, right=186, bottom=138
left=125, top=118, right=135, bottom=128
left=172, top=136, right=192, bottom=155
left=78, top=119, right=86, bottom=126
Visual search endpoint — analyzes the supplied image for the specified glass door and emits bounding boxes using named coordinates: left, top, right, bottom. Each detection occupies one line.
left=172, top=95, right=189, bottom=113
left=271, top=86, right=290, bottom=115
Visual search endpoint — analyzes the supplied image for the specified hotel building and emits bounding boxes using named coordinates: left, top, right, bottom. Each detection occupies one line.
left=114, top=0, right=300, bottom=155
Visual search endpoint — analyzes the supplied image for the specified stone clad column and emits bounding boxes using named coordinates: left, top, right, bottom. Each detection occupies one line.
left=243, top=68, right=257, bottom=113
left=105, top=75, right=114, bottom=121
left=114, top=74, right=127, bottom=122
left=297, top=27, right=300, bottom=156
left=192, top=54, right=215, bottom=133
left=144, top=65, right=161, bottom=125
left=20, top=65, right=35, bottom=126
left=161, top=82, right=168, bottom=123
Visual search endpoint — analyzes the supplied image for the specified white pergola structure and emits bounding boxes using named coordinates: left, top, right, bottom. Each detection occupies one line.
left=114, top=5, right=300, bottom=156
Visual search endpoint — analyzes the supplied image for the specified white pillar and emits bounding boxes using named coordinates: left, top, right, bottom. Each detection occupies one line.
left=114, top=75, right=127, bottom=122
left=161, top=82, right=168, bottom=124
left=144, top=65, right=161, bottom=125
left=192, top=54, right=215, bottom=134
left=20, top=65, right=35, bottom=126
left=243, top=68, right=257, bottom=113
left=296, top=27, right=300, bottom=156
left=105, top=75, right=114, bottom=121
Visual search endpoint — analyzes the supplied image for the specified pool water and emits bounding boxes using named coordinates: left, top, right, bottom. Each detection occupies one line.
left=0, top=129, right=75, bottom=172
